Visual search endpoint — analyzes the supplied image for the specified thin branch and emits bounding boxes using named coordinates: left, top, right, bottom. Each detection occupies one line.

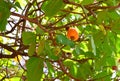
left=11, top=12, right=49, bottom=32
left=16, top=55, right=27, bottom=71
left=0, top=42, right=28, bottom=58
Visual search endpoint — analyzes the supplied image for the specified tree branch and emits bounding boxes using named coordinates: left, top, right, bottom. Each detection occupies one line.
left=0, top=42, right=28, bottom=58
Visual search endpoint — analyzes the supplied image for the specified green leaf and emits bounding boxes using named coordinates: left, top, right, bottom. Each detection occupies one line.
left=56, top=34, right=75, bottom=47
left=95, top=56, right=107, bottom=71
left=111, top=19, right=120, bottom=34
left=106, top=57, right=116, bottom=66
left=97, top=11, right=109, bottom=24
left=26, top=57, right=43, bottom=81
left=22, top=32, right=36, bottom=45
left=108, top=10, right=120, bottom=20
left=44, top=41, right=53, bottom=55
left=0, top=0, right=10, bottom=31
left=62, top=45, right=71, bottom=52
left=73, top=45, right=84, bottom=55
left=116, top=37, right=120, bottom=53
left=89, top=35, right=96, bottom=56
left=53, top=47, right=61, bottom=56
left=64, top=59, right=75, bottom=66
left=42, top=0, right=65, bottom=17
left=46, top=61, right=54, bottom=76
left=81, top=0, right=94, bottom=5
left=37, top=40, right=45, bottom=55
left=105, top=0, right=116, bottom=6
left=102, top=37, right=113, bottom=55
left=99, top=25, right=106, bottom=35
left=93, top=31, right=105, bottom=46
left=28, top=43, right=36, bottom=56
left=14, top=2, right=22, bottom=9
left=0, top=16, right=8, bottom=31
left=76, top=63, right=92, bottom=79
left=69, top=65, right=77, bottom=77
left=44, top=41, right=59, bottom=60
left=72, top=45, right=85, bottom=57
left=73, top=45, right=81, bottom=55
left=94, top=71, right=112, bottom=80
left=64, top=76, right=70, bottom=81
left=36, top=27, right=44, bottom=35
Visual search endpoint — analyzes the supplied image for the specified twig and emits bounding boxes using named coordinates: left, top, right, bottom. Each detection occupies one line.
left=17, top=56, right=27, bottom=71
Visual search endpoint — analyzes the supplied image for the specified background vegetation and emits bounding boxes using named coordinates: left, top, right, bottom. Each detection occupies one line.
left=0, top=0, right=120, bottom=81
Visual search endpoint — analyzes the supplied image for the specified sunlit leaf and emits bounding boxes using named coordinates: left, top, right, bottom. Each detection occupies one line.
left=99, top=25, right=106, bottom=35
left=16, top=0, right=26, bottom=6
left=69, top=65, right=77, bottom=77
left=63, top=59, right=75, bottom=66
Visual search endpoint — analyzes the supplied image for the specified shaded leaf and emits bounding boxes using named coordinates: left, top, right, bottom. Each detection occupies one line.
left=94, top=71, right=112, bottom=80
left=44, top=41, right=59, bottom=60
left=93, top=31, right=105, bottom=46
left=22, top=32, right=36, bottom=45
left=36, top=27, right=44, bottom=35
left=26, top=57, right=43, bottom=81
left=14, top=1, right=22, bottom=9
left=108, top=10, right=120, bottom=20
left=72, top=45, right=85, bottom=58
left=89, top=35, right=96, bottom=56
left=97, top=11, right=109, bottom=24
left=28, top=43, right=36, bottom=56
left=42, top=0, right=65, bottom=17
left=37, top=40, right=45, bottom=55
left=46, top=61, right=54, bottom=76
left=76, top=63, right=92, bottom=79
left=81, top=0, right=94, bottom=5
left=105, top=0, right=116, bottom=6
left=69, top=65, right=77, bottom=77
left=106, top=56, right=116, bottom=66
left=111, top=19, right=120, bottom=34
left=63, top=59, right=75, bottom=67
left=56, top=34, right=75, bottom=47
left=0, top=0, right=10, bottom=31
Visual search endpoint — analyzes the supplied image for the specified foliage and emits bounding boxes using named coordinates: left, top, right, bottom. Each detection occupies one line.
left=0, top=0, right=120, bottom=81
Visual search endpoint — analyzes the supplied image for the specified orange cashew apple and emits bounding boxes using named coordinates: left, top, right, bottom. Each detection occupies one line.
left=67, top=28, right=79, bottom=41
